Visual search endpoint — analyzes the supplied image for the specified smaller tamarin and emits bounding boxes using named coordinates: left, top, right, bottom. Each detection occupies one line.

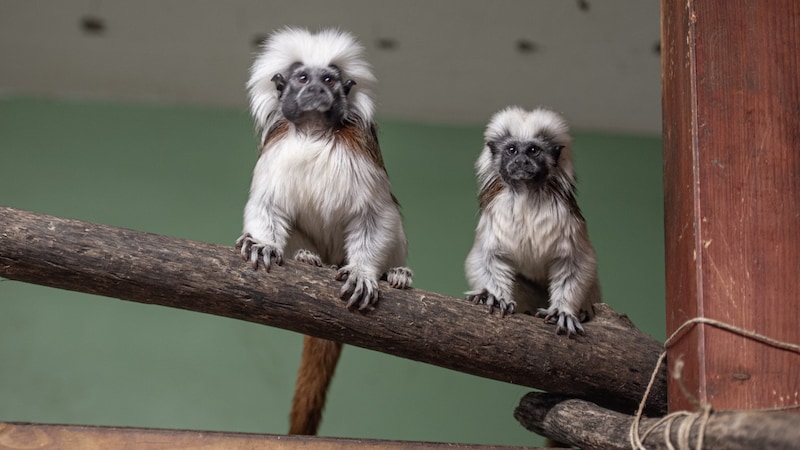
left=236, top=27, right=412, bottom=435
left=465, top=106, right=600, bottom=337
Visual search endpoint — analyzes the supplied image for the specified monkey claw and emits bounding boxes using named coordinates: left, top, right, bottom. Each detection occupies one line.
left=466, top=289, right=516, bottom=317
left=535, top=307, right=586, bottom=337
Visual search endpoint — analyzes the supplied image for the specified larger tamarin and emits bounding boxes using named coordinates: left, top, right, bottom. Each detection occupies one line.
left=236, top=28, right=412, bottom=434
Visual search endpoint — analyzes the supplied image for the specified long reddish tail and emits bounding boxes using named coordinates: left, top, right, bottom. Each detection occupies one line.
left=288, top=335, right=343, bottom=435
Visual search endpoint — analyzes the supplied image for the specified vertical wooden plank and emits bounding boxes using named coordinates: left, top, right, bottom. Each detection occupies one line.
left=662, top=0, right=800, bottom=412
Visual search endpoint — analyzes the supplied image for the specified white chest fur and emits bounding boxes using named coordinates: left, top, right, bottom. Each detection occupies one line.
left=482, top=188, right=576, bottom=281
left=251, top=132, right=389, bottom=223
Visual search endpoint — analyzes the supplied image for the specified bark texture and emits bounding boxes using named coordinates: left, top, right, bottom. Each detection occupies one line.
left=0, top=206, right=666, bottom=415
left=515, top=392, right=800, bottom=450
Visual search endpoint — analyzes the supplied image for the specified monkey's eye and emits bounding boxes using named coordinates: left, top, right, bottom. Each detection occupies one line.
left=528, top=146, right=542, bottom=156
left=297, top=73, right=309, bottom=84
left=505, top=146, right=517, bottom=156
left=322, top=75, right=334, bottom=85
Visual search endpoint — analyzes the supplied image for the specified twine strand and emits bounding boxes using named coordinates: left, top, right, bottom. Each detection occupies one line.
left=628, top=317, right=800, bottom=450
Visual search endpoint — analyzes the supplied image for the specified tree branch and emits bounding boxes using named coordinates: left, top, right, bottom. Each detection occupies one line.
left=0, top=206, right=666, bottom=415
left=515, top=392, right=800, bottom=450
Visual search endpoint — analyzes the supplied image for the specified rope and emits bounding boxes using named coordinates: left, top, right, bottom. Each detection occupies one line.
left=628, top=317, right=800, bottom=449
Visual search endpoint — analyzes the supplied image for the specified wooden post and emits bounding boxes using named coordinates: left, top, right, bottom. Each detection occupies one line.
left=661, top=0, right=800, bottom=412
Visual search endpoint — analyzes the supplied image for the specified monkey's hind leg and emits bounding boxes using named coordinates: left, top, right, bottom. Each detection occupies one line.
left=383, top=266, right=413, bottom=289
left=294, top=249, right=324, bottom=267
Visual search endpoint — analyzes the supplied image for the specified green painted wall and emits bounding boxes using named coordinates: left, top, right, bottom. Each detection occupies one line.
left=0, top=97, right=665, bottom=446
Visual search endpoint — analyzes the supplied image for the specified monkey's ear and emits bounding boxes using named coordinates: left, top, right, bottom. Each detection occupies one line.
left=487, top=141, right=499, bottom=155
left=552, top=145, right=564, bottom=160
left=343, top=79, right=356, bottom=96
left=271, top=74, right=286, bottom=93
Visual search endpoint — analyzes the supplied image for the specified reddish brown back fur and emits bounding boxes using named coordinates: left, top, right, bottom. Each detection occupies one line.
left=260, top=121, right=290, bottom=155
left=335, top=124, right=386, bottom=170
left=479, top=178, right=505, bottom=211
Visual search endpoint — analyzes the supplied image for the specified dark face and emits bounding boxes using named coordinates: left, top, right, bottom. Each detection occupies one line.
left=274, top=63, right=355, bottom=127
left=489, top=137, right=563, bottom=188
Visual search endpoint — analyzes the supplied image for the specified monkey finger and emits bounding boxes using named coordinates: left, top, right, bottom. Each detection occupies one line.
left=571, top=318, right=586, bottom=336
left=350, top=280, right=365, bottom=305
left=472, top=289, right=491, bottom=304
left=347, top=281, right=378, bottom=311
left=555, top=313, right=585, bottom=338
left=535, top=308, right=558, bottom=323
left=358, top=288, right=379, bottom=311
left=238, top=236, right=254, bottom=261
left=335, top=268, right=351, bottom=282
left=467, top=293, right=483, bottom=304
left=484, top=293, right=499, bottom=314
left=340, top=281, right=357, bottom=306
left=261, top=252, right=275, bottom=272
left=345, top=296, right=358, bottom=310
left=257, top=246, right=282, bottom=272
left=559, top=319, right=578, bottom=338
left=343, top=293, right=357, bottom=309
left=235, top=237, right=244, bottom=251
left=249, top=245, right=261, bottom=269
left=501, top=301, right=515, bottom=317
left=555, top=314, right=569, bottom=335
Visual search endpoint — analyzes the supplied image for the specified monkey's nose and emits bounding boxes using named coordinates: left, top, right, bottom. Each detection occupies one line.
left=304, top=84, right=325, bottom=95
left=511, top=156, right=533, bottom=167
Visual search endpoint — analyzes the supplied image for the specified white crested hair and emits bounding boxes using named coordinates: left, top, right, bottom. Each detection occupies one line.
left=476, top=106, right=575, bottom=192
left=247, top=27, right=377, bottom=136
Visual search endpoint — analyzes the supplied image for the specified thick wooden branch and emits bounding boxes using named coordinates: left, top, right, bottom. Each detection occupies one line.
left=0, top=206, right=666, bottom=415
left=515, top=392, right=800, bottom=450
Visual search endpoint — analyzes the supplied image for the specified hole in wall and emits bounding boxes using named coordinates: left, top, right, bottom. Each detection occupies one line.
left=376, top=37, right=398, bottom=51
left=515, top=39, right=538, bottom=55
left=80, top=16, right=106, bottom=35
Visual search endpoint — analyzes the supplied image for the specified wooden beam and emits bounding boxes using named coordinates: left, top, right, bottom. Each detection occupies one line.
left=514, top=392, right=800, bottom=450
left=0, top=422, right=533, bottom=449
left=0, top=206, right=667, bottom=416
left=661, top=0, right=800, bottom=411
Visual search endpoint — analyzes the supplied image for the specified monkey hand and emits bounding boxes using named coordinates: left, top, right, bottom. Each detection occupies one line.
left=335, top=266, right=380, bottom=310
left=535, top=307, right=586, bottom=338
left=235, top=233, right=284, bottom=272
left=466, top=289, right=516, bottom=317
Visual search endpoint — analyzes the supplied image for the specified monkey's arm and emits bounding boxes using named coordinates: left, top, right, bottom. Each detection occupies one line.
left=536, top=241, right=598, bottom=337
left=336, top=203, right=406, bottom=310
left=237, top=185, right=292, bottom=272
left=464, top=221, right=517, bottom=315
